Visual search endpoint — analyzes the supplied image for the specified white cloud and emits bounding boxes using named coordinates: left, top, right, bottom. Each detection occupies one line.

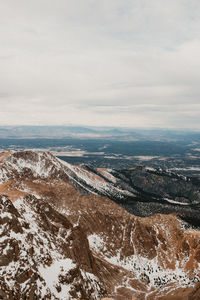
left=0, top=0, right=200, bottom=128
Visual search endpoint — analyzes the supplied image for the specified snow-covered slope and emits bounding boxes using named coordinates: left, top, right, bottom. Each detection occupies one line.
left=0, top=195, right=107, bottom=299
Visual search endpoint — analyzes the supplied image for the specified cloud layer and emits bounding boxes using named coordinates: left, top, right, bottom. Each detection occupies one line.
left=0, top=0, right=200, bottom=128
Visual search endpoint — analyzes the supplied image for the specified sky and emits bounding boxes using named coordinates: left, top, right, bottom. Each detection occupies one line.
left=0, top=0, right=200, bottom=129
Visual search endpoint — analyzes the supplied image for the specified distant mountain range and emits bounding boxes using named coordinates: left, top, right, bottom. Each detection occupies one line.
left=0, top=125, right=200, bottom=141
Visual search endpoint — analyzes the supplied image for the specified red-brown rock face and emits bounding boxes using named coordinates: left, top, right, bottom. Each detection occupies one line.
left=0, top=150, right=200, bottom=300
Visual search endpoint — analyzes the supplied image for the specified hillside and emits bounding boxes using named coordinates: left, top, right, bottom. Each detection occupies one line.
left=0, top=151, right=200, bottom=299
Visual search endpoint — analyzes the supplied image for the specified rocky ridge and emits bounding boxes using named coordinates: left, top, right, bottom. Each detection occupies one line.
left=0, top=150, right=200, bottom=299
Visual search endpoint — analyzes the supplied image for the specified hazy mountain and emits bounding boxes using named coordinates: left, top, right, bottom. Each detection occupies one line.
left=0, top=126, right=199, bottom=142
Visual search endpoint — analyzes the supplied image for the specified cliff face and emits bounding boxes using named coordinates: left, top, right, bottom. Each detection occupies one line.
left=0, top=150, right=200, bottom=300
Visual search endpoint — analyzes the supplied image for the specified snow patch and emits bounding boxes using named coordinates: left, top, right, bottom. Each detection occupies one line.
left=38, top=259, right=76, bottom=299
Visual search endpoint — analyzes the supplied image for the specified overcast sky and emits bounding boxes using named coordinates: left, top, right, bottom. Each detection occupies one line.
left=0, top=0, right=200, bottom=128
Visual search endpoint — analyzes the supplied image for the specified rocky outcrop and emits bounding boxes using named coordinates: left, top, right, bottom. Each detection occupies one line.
left=0, top=195, right=107, bottom=299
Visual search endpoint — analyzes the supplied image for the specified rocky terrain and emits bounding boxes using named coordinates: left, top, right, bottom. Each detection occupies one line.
left=0, top=150, right=200, bottom=299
